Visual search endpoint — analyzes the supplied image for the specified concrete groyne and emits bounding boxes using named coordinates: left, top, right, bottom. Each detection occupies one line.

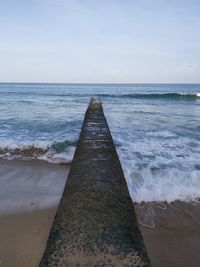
left=40, top=97, right=150, bottom=266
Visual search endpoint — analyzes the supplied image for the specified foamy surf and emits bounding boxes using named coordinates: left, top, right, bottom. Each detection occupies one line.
left=0, top=139, right=75, bottom=164
left=100, top=92, right=200, bottom=100
left=1, top=83, right=200, bottom=203
left=115, top=133, right=200, bottom=203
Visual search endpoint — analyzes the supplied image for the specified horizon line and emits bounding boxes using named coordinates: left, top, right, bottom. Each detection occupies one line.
left=0, top=82, right=200, bottom=85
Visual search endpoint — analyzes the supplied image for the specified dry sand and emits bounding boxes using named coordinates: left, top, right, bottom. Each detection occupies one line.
left=0, top=159, right=69, bottom=267
left=135, top=201, right=200, bottom=267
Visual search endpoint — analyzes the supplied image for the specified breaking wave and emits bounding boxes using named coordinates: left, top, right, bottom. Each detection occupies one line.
left=0, top=140, right=76, bottom=164
left=100, top=92, right=200, bottom=100
left=2, top=90, right=200, bottom=101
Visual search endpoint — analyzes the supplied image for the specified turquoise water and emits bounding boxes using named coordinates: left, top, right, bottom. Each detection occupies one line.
left=1, top=83, right=200, bottom=202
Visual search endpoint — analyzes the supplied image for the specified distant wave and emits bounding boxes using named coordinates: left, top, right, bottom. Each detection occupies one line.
left=99, top=92, right=200, bottom=100
left=1, top=90, right=200, bottom=101
left=0, top=140, right=76, bottom=164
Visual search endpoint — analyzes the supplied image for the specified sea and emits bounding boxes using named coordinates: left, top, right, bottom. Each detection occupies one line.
left=0, top=83, right=200, bottom=203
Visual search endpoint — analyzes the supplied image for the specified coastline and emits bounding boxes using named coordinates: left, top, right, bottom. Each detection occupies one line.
left=0, top=159, right=69, bottom=267
left=135, top=201, right=200, bottom=267
left=1, top=157, right=200, bottom=266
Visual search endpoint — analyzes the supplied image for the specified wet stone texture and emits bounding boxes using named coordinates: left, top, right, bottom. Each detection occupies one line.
left=40, top=97, right=151, bottom=267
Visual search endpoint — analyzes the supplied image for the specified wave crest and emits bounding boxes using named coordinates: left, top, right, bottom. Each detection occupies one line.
left=100, top=92, right=200, bottom=100
left=0, top=140, right=75, bottom=164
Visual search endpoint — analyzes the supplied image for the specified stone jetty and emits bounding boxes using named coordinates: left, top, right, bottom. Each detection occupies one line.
left=40, top=97, right=150, bottom=267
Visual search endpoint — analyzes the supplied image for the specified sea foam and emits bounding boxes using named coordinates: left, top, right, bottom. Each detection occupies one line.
left=0, top=139, right=74, bottom=164
left=1, top=83, right=200, bottom=203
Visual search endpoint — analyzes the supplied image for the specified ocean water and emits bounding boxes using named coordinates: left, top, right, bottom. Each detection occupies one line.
left=0, top=83, right=200, bottom=203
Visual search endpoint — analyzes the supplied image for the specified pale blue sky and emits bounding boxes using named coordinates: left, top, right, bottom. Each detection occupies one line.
left=0, top=0, right=200, bottom=83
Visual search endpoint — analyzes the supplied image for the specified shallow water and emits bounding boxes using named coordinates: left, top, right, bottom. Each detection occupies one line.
left=0, top=83, right=200, bottom=203
left=135, top=201, right=200, bottom=267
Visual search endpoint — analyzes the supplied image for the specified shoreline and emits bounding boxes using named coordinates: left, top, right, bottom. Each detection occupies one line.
left=1, top=158, right=200, bottom=266
left=135, top=201, right=200, bottom=267
left=0, top=158, right=69, bottom=267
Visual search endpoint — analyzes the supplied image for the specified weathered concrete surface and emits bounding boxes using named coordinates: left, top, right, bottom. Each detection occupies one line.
left=40, top=97, right=151, bottom=267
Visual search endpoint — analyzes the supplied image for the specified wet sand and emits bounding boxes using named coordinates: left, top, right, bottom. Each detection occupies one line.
left=0, top=159, right=69, bottom=267
left=135, top=201, right=200, bottom=267
left=1, top=157, right=200, bottom=267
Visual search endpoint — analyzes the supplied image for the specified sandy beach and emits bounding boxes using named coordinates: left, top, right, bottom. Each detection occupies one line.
left=0, top=159, right=69, bottom=267
left=135, top=201, right=200, bottom=267
left=1, top=160, right=200, bottom=267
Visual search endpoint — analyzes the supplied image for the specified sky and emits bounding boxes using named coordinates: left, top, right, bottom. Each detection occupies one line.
left=0, top=0, right=200, bottom=83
